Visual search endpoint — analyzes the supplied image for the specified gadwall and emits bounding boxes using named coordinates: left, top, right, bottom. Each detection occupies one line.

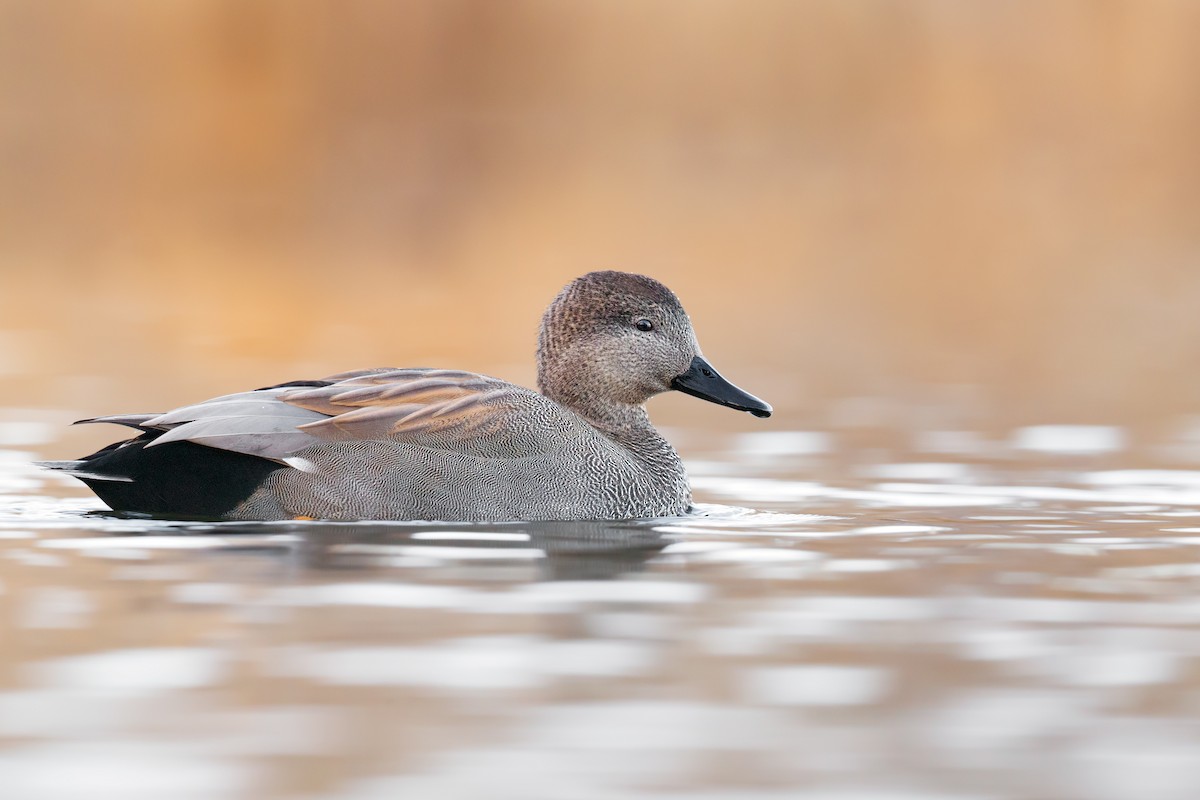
left=42, top=271, right=771, bottom=521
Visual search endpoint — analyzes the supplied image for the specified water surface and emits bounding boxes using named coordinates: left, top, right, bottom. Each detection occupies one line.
left=5, top=420, right=1200, bottom=799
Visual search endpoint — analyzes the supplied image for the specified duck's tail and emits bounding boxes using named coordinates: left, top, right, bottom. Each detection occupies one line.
left=38, top=424, right=284, bottom=519
left=36, top=413, right=168, bottom=484
left=36, top=458, right=134, bottom=483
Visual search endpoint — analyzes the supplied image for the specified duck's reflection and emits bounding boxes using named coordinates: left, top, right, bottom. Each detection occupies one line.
left=182, top=518, right=669, bottom=581
left=528, top=521, right=669, bottom=580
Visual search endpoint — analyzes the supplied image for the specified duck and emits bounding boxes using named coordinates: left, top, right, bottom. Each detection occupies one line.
left=41, top=270, right=771, bottom=521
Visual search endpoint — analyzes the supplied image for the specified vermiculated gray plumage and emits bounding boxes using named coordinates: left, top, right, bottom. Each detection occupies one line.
left=42, top=271, right=770, bottom=521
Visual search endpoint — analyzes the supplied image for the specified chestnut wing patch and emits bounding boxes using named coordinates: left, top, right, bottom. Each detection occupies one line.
left=280, top=370, right=568, bottom=457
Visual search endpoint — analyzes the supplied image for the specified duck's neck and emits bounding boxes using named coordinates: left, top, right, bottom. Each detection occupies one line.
left=575, top=400, right=658, bottom=444
left=557, top=393, right=682, bottom=466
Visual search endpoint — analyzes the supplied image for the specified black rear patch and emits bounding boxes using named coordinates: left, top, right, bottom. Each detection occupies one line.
left=72, top=430, right=283, bottom=519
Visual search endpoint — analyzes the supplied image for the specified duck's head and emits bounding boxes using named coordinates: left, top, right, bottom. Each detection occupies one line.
left=537, top=270, right=772, bottom=419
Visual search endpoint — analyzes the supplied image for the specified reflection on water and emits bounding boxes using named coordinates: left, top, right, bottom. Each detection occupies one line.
left=8, top=423, right=1200, bottom=799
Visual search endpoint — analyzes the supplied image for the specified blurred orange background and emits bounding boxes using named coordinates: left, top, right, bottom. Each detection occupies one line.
left=3, top=0, right=1200, bottom=431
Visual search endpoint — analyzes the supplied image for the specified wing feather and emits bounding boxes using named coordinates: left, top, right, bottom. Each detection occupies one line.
left=84, top=368, right=577, bottom=468
left=298, top=403, right=427, bottom=440
left=145, top=414, right=324, bottom=459
left=73, top=413, right=163, bottom=430
left=286, top=375, right=563, bottom=456
left=148, top=398, right=319, bottom=427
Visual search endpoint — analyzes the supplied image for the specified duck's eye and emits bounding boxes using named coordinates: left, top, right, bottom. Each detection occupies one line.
left=635, top=319, right=654, bottom=332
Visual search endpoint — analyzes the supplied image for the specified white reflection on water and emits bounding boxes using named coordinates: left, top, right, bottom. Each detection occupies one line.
left=29, top=648, right=230, bottom=694
left=170, top=582, right=243, bottom=605
left=0, top=741, right=255, bottom=800
left=692, top=476, right=1010, bottom=507
left=734, top=430, right=833, bottom=456
left=1083, top=469, right=1200, bottom=487
left=271, top=636, right=659, bottom=688
left=1012, top=424, right=1126, bottom=455
left=1055, top=648, right=1180, bottom=687
left=0, top=421, right=56, bottom=447
left=269, top=581, right=481, bottom=609
left=514, top=579, right=708, bottom=606
left=878, top=480, right=1200, bottom=506
left=824, top=558, right=917, bottom=572
left=849, top=524, right=952, bottom=535
left=741, top=664, right=892, bottom=706
left=685, top=546, right=822, bottom=563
